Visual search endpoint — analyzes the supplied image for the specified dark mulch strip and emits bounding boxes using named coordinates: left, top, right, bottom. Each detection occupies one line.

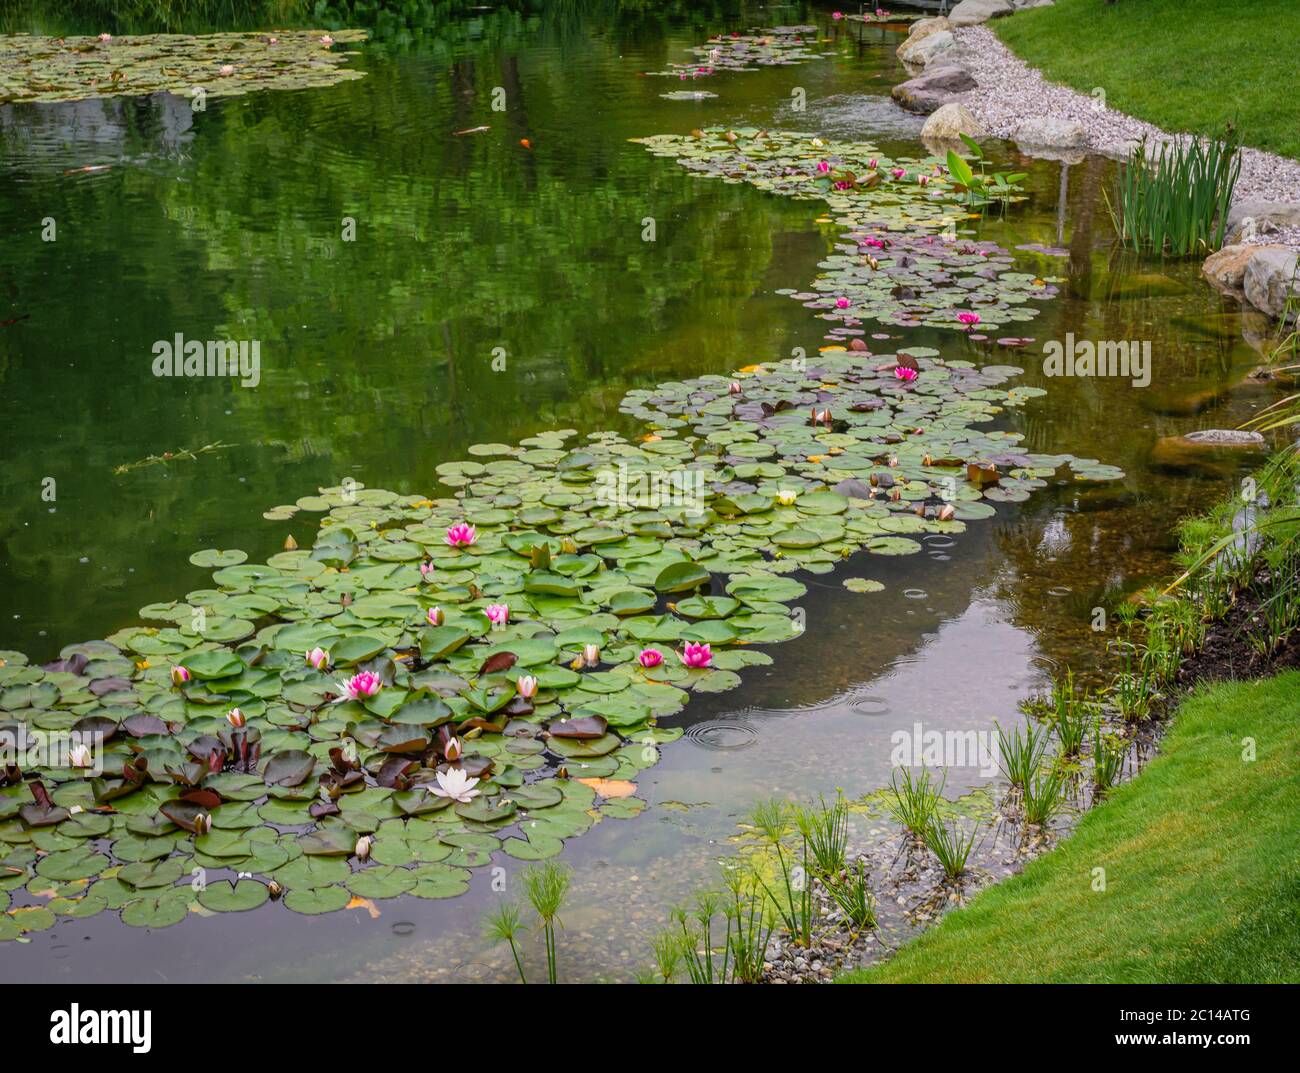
left=1175, top=581, right=1300, bottom=689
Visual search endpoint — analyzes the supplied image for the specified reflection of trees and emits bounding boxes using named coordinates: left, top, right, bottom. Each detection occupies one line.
left=0, top=0, right=824, bottom=654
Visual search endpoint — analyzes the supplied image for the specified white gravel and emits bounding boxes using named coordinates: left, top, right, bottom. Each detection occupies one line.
left=950, top=26, right=1300, bottom=217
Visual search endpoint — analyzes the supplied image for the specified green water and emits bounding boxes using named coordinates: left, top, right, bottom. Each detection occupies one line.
left=0, top=0, right=1285, bottom=981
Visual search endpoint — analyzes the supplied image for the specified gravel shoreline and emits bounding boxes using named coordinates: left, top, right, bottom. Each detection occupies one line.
left=951, top=26, right=1300, bottom=220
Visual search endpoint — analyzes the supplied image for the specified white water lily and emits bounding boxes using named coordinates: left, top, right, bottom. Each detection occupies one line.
left=431, top=766, right=481, bottom=804
left=777, top=488, right=799, bottom=506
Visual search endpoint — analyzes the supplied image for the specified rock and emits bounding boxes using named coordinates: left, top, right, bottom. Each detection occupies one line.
left=1153, top=430, right=1267, bottom=474
left=947, top=0, right=1014, bottom=27
left=1243, top=247, right=1300, bottom=319
left=897, top=29, right=963, bottom=70
left=1183, top=430, right=1267, bottom=448
left=906, top=16, right=950, bottom=42
left=890, top=64, right=977, bottom=115
left=921, top=102, right=984, bottom=141
left=1224, top=201, right=1300, bottom=245
left=1013, top=115, right=1087, bottom=150
left=1201, top=244, right=1290, bottom=299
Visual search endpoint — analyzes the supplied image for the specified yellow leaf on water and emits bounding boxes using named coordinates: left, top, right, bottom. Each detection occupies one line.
left=576, top=778, right=637, bottom=798
left=347, top=896, right=381, bottom=919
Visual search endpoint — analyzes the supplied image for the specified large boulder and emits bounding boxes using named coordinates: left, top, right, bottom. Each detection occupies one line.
left=948, top=0, right=1014, bottom=27
left=1202, top=243, right=1289, bottom=299
left=1013, top=115, right=1087, bottom=150
left=1243, top=247, right=1300, bottom=319
left=921, top=102, right=984, bottom=141
left=1224, top=201, right=1300, bottom=245
left=906, top=16, right=950, bottom=41
left=891, top=64, right=977, bottom=115
left=897, top=29, right=963, bottom=69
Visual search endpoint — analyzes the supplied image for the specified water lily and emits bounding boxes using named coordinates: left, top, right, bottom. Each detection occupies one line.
left=516, top=675, right=538, bottom=699
left=917, top=174, right=929, bottom=186
left=811, top=407, right=831, bottom=426
left=219, top=64, right=235, bottom=77
left=582, top=643, right=601, bottom=667
left=832, top=11, right=843, bottom=19
left=320, top=34, right=334, bottom=46
left=679, top=642, right=713, bottom=669
left=485, top=603, right=510, bottom=628
left=835, top=296, right=850, bottom=309
left=816, top=160, right=831, bottom=174
left=729, top=380, right=742, bottom=395
left=431, top=766, right=481, bottom=803
left=305, top=646, right=330, bottom=671
left=226, top=707, right=246, bottom=728
left=335, top=671, right=382, bottom=702
left=98, top=33, right=112, bottom=43
left=891, top=167, right=905, bottom=180
left=957, top=311, right=981, bottom=328
left=938, top=503, right=956, bottom=522
left=444, top=735, right=462, bottom=761
left=355, top=835, right=372, bottom=860
left=895, top=366, right=918, bottom=383
left=426, top=606, right=445, bottom=627
left=638, top=648, right=664, bottom=669
left=170, top=665, right=191, bottom=687
left=777, top=489, right=799, bottom=506
left=420, top=559, right=434, bottom=580
left=868, top=158, right=878, bottom=170
left=445, top=522, right=477, bottom=548
left=68, top=744, right=94, bottom=769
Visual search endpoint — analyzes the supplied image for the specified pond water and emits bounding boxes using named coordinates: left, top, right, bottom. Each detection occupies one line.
left=0, top=1, right=1283, bottom=982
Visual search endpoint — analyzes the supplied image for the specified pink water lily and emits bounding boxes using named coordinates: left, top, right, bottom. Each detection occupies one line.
left=219, top=64, right=235, bottom=77
left=444, top=735, right=462, bottom=761
left=917, top=174, right=929, bottom=186
left=485, top=603, right=510, bottom=628
left=835, top=297, right=850, bottom=309
left=305, top=646, right=330, bottom=671
left=445, top=522, right=477, bottom=548
left=426, top=606, right=445, bottom=627
left=170, top=665, right=191, bottom=687
left=816, top=160, right=831, bottom=174
left=957, top=311, right=981, bottom=328
left=729, top=380, right=742, bottom=395
left=894, top=366, right=918, bottom=383
left=420, top=560, right=434, bottom=580
left=679, top=642, right=713, bottom=669
left=516, top=674, right=538, bottom=699
left=868, top=158, right=878, bottom=170
left=320, top=34, right=334, bottom=46
left=226, top=708, right=246, bottom=728
left=638, top=648, right=664, bottom=669
left=335, top=671, right=382, bottom=702
left=891, top=167, right=905, bottom=180
left=98, top=33, right=112, bottom=42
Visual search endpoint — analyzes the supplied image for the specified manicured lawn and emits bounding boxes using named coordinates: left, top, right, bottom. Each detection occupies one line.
left=839, top=672, right=1300, bottom=983
left=992, top=0, right=1300, bottom=160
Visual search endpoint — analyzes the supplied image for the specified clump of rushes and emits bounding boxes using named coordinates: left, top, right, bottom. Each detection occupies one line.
left=650, top=928, right=682, bottom=984
left=481, top=900, right=528, bottom=984
left=823, top=860, right=877, bottom=931
left=924, top=817, right=979, bottom=880
left=889, top=766, right=945, bottom=838
left=724, top=867, right=773, bottom=984
left=751, top=798, right=813, bottom=947
left=522, top=861, right=570, bottom=984
left=673, top=890, right=723, bottom=984
left=996, top=719, right=1049, bottom=790
left=1109, top=639, right=1157, bottom=722
left=795, top=792, right=848, bottom=876
left=1090, top=719, right=1127, bottom=795
left=1022, top=667, right=1094, bottom=757
left=1022, top=764, right=1070, bottom=828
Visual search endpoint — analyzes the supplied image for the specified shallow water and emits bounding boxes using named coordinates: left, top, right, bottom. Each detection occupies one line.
left=0, top=1, right=1285, bottom=982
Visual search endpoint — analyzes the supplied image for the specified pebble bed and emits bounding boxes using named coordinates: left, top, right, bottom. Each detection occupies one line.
left=951, top=25, right=1300, bottom=248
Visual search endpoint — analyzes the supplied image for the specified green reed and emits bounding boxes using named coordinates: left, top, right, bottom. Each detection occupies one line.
left=924, top=817, right=979, bottom=880
left=823, top=860, right=877, bottom=931
left=522, top=861, right=570, bottom=984
left=1108, top=132, right=1241, bottom=256
left=1023, top=765, right=1070, bottom=828
left=889, top=766, right=945, bottom=839
left=996, top=719, right=1049, bottom=789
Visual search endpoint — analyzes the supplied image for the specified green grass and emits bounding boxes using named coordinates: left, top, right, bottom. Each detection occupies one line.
left=839, top=673, right=1300, bottom=983
left=993, top=0, right=1300, bottom=161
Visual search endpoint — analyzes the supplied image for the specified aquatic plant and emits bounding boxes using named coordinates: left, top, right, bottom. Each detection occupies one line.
left=889, top=766, right=944, bottom=839
left=0, top=30, right=368, bottom=105
left=643, top=25, right=832, bottom=79
left=635, top=128, right=1061, bottom=333
left=1090, top=721, right=1127, bottom=795
left=1022, top=668, right=1094, bottom=758
left=1107, top=132, right=1241, bottom=256
left=750, top=798, right=813, bottom=947
left=650, top=928, right=683, bottom=983
left=522, top=861, right=570, bottom=984
left=482, top=899, right=529, bottom=984
left=924, top=817, right=978, bottom=880
left=0, top=340, right=1122, bottom=939
left=1022, top=765, right=1069, bottom=828
left=795, top=792, right=848, bottom=876
left=822, top=860, right=877, bottom=931
left=945, top=136, right=1028, bottom=210
left=995, top=719, right=1049, bottom=790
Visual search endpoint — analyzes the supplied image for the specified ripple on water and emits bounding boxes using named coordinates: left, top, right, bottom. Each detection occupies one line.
left=685, top=720, right=759, bottom=749
left=850, top=695, right=891, bottom=717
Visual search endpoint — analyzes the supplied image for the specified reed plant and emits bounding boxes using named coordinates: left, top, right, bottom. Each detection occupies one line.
left=522, top=861, right=570, bottom=984
left=1023, top=765, right=1070, bottom=828
left=481, top=899, right=528, bottom=984
left=924, top=817, right=979, bottom=880
left=1107, top=132, right=1241, bottom=256
left=1090, top=720, right=1127, bottom=794
left=795, top=792, right=848, bottom=876
left=889, top=766, right=945, bottom=838
left=750, top=798, right=813, bottom=947
left=823, top=860, right=877, bottom=931
left=995, top=719, right=1049, bottom=789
